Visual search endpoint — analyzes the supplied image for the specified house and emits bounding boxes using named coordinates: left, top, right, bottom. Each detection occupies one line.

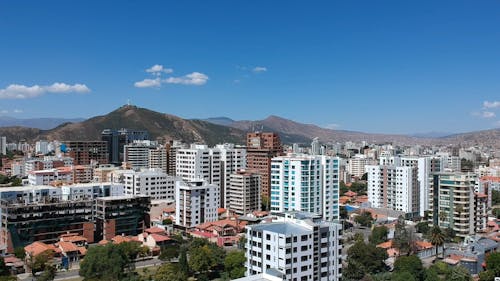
left=444, top=236, right=499, bottom=275
left=138, top=228, right=173, bottom=254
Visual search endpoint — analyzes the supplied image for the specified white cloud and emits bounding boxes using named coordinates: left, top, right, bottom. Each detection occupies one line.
left=252, top=66, right=267, bottom=73
left=484, top=101, right=500, bottom=109
left=13, top=109, right=23, bottom=113
left=0, top=83, right=90, bottom=99
left=145, top=64, right=173, bottom=75
left=164, top=72, right=209, bottom=86
left=0, top=110, right=8, bottom=114
left=134, top=78, right=161, bottom=88
left=482, top=111, right=496, bottom=118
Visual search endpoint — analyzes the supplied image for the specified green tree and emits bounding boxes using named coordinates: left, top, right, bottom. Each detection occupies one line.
left=355, top=212, right=373, bottom=227
left=343, top=240, right=388, bottom=280
left=369, top=226, right=388, bottom=245
left=37, top=264, right=56, bottom=281
left=492, top=190, right=500, bottom=206
left=155, top=263, right=187, bottom=281
left=391, top=271, right=417, bottom=281
left=14, top=247, right=25, bottom=259
left=393, top=255, right=424, bottom=280
left=159, top=245, right=179, bottom=261
left=415, top=222, right=430, bottom=235
left=429, top=226, right=445, bottom=258
left=189, top=245, right=215, bottom=274
left=448, top=266, right=472, bottom=281
left=224, top=251, right=246, bottom=279
left=340, top=206, right=348, bottom=219
left=393, top=216, right=411, bottom=255
left=485, top=252, right=500, bottom=276
left=162, top=218, right=172, bottom=225
left=178, top=247, right=189, bottom=275
left=479, top=270, right=495, bottom=281
left=424, top=268, right=441, bottom=281
left=32, top=250, right=53, bottom=274
left=79, top=242, right=136, bottom=281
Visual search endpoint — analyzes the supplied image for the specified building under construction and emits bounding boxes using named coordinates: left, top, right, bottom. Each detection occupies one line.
left=94, top=195, right=151, bottom=242
left=0, top=186, right=150, bottom=254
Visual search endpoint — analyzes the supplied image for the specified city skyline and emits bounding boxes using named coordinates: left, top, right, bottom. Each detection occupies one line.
left=1, top=1, right=500, bottom=134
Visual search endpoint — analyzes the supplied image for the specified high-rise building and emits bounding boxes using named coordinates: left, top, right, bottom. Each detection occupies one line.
left=430, top=172, right=487, bottom=237
left=311, top=137, right=320, bottom=155
left=148, top=146, right=168, bottom=174
left=347, top=154, right=375, bottom=179
left=175, top=180, right=220, bottom=228
left=176, top=144, right=221, bottom=188
left=216, top=143, right=246, bottom=208
left=101, top=129, right=149, bottom=165
left=0, top=137, right=6, bottom=155
left=246, top=132, right=283, bottom=201
left=366, top=164, right=419, bottom=217
left=62, top=141, right=108, bottom=165
left=123, top=140, right=157, bottom=170
left=245, top=211, right=342, bottom=281
left=35, top=140, right=50, bottom=155
left=166, top=140, right=186, bottom=176
left=227, top=170, right=261, bottom=215
left=111, top=168, right=176, bottom=202
left=270, top=155, right=340, bottom=221
left=94, top=195, right=151, bottom=241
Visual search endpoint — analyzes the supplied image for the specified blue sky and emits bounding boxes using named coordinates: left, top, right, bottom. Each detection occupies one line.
left=1, top=1, right=499, bottom=134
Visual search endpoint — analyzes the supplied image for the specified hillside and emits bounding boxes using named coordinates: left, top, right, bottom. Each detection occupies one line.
left=440, top=128, right=500, bottom=147
left=0, top=106, right=246, bottom=146
left=229, top=115, right=434, bottom=145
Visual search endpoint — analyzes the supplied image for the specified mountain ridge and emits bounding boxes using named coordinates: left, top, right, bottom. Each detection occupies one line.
left=0, top=106, right=499, bottom=147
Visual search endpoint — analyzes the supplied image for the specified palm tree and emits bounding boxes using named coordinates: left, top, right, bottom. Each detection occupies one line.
left=429, top=226, right=445, bottom=258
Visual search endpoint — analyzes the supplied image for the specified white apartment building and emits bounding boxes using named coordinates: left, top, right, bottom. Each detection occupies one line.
left=111, top=168, right=176, bottom=202
left=347, top=154, right=374, bottom=179
left=35, top=140, right=50, bottom=155
left=227, top=170, right=261, bottom=215
left=175, top=180, right=220, bottom=228
left=245, top=211, right=342, bottom=281
left=366, top=165, right=419, bottom=217
left=60, top=182, right=124, bottom=200
left=24, top=157, right=73, bottom=174
left=0, top=137, right=6, bottom=155
left=28, top=168, right=73, bottom=185
left=176, top=144, right=221, bottom=205
left=216, top=143, right=246, bottom=208
left=270, top=155, right=340, bottom=221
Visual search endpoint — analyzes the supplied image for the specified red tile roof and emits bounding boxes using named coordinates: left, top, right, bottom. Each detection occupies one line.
left=150, top=234, right=171, bottom=242
left=58, top=241, right=79, bottom=253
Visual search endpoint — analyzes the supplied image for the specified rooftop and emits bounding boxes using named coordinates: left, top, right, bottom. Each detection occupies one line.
left=248, top=222, right=310, bottom=235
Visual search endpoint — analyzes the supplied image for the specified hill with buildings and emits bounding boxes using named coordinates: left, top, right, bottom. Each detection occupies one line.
left=1, top=106, right=499, bottom=147
left=0, top=105, right=246, bottom=146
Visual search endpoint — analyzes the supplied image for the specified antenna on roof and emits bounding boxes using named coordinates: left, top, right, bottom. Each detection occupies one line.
left=127, top=99, right=131, bottom=106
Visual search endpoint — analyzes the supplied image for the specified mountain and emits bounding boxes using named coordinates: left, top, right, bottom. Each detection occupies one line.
left=440, top=128, right=500, bottom=147
left=410, top=131, right=453, bottom=138
left=203, top=117, right=235, bottom=126
left=0, top=116, right=85, bottom=130
left=0, top=105, right=246, bottom=146
left=0, top=106, right=498, bottom=147
left=229, top=115, right=433, bottom=145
